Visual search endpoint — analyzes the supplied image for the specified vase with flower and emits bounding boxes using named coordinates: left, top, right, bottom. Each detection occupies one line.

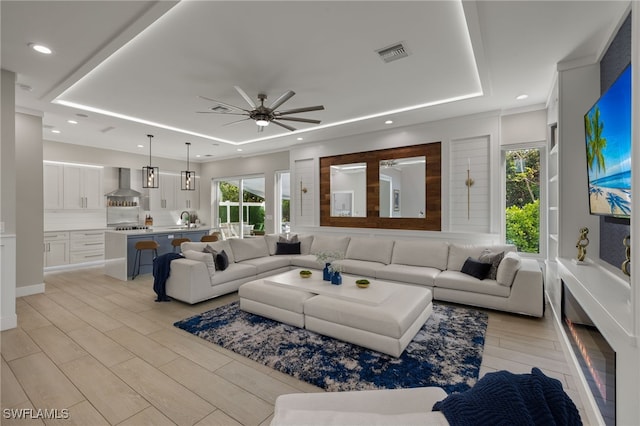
left=315, top=250, right=344, bottom=282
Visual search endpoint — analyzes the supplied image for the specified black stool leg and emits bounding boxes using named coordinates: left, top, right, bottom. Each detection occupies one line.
left=132, top=249, right=140, bottom=280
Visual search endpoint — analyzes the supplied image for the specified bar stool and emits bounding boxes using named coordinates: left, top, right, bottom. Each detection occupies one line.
left=132, top=240, right=159, bottom=280
left=201, top=234, right=219, bottom=242
left=171, top=237, right=191, bottom=252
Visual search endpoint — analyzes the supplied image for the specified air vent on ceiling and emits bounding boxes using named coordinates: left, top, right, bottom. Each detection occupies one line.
left=376, top=42, right=409, bottom=63
left=100, top=126, right=115, bottom=133
left=43, top=124, right=54, bottom=129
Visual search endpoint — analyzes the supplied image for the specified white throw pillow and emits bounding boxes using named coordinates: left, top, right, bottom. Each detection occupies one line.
left=496, top=251, right=521, bottom=287
left=182, top=250, right=216, bottom=277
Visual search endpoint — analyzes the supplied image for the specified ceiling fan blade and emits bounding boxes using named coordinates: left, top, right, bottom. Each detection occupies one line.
left=196, top=111, right=248, bottom=116
left=198, top=95, right=247, bottom=112
left=271, top=120, right=297, bottom=132
left=234, top=86, right=256, bottom=109
left=222, top=118, right=251, bottom=127
left=276, top=116, right=321, bottom=124
left=277, top=105, right=325, bottom=115
left=268, top=90, right=295, bottom=111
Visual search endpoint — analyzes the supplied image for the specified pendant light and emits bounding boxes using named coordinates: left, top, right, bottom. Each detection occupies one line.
left=181, top=142, right=196, bottom=191
left=142, top=134, right=159, bottom=188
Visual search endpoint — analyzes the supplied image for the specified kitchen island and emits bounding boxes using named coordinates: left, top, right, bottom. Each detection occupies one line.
left=104, top=227, right=211, bottom=281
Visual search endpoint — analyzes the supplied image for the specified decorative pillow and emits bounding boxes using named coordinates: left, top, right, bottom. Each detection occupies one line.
left=182, top=250, right=216, bottom=277
left=496, top=251, right=521, bottom=287
left=279, top=234, right=299, bottom=243
left=275, top=241, right=301, bottom=255
left=460, top=257, right=492, bottom=280
left=215, top=250, right=229, bottom=271
left=478, top=249, right=504, bottom=280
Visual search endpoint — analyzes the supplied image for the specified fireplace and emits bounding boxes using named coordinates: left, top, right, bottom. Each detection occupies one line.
left=562, top=281, right=616, bottom=425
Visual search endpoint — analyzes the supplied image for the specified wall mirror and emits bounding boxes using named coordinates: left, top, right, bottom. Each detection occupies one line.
left=330, top=163, right=366, bottom=217
left=379, top=156, right=425, bottom=218
left=320, top=142, right=441, bottom=230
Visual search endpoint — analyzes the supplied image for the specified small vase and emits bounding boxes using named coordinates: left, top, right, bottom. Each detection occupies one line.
left=331, top=271, right=342, bottom=285
left=323, top=263, right=331, bottom=281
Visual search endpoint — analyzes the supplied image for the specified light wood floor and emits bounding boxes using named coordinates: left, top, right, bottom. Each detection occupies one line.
left=2, top=267, right=589, bottom=425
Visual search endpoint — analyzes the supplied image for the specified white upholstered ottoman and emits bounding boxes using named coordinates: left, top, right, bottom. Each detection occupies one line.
left=304, top=285, right=433, bottom=357
left=239, top=279, right=315, bottom=328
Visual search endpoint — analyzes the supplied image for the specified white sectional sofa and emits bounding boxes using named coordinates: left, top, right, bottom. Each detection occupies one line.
left=165, top=233, right=544, bottom=317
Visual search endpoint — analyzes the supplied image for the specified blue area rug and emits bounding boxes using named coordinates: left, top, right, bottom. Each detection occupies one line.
left=174, top=301, right=487, bottom=394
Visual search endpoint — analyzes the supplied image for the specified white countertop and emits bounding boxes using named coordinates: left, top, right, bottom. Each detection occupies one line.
left=105, top=226, right=210, bottom=236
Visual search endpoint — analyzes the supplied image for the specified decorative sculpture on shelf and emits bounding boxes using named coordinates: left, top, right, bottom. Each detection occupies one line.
left=622, top=235, right=631, bottom=276
left=576, top=227, right=589, bottom=262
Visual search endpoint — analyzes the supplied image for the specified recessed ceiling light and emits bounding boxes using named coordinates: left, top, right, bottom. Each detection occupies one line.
left=51, top=129, right=61, bottom=134
left=385, top=120, right=393, bottom=124
left=137, top=144, right=144, bottom=148
left=28, top=43, right=52, bottom=54
left=67, top=120, right=78, bottom=124
left=236, top=148, right=243, bottom=152
left=297, top=137, right=304, bottom=141
left=516, top=94, right=528, bottom=100
left=196, top=154, right=201, bottom=158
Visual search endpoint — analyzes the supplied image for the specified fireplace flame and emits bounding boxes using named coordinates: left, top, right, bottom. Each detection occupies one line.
left=565, top=318, right=607, bottom=400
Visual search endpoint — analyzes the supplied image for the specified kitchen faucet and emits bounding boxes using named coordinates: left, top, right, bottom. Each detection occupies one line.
left=180, top=211, right=191, bottom=227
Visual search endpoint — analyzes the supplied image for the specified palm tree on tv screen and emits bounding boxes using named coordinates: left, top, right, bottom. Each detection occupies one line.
left=585, top=107, right=607, bottom=179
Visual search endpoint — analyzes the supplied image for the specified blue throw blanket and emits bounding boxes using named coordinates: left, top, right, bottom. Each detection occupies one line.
left=152, top=253, right=183, bottom=302
left=433, top=367, right=582, bottom=426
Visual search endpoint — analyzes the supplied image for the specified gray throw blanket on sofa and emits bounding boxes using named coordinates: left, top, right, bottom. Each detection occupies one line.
left=432, top=367, right=582, bottom=426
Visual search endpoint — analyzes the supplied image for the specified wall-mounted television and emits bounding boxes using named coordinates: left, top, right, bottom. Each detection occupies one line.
left=584, top=64, right=632, bottom=218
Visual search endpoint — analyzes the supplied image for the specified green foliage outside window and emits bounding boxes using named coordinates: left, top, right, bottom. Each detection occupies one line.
left=217, top=181, right=265, bottom=229
left=505, top=149, right=540, bottom=253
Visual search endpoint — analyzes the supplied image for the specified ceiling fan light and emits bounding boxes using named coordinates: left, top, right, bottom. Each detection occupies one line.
left=256, top=119, right=269, bottom=127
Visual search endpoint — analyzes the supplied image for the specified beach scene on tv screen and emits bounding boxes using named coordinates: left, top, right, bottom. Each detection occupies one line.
left=585, top=65, right=632, bottom=217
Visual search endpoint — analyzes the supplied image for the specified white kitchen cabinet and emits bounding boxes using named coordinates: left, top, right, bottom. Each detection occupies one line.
left=44, top=232, right=69, bottom=267
left=176, top=176, right=200, bottom=210
left=69, top=230, right=105, bottom=264
left=63, top=165, right=104, bottom=209
left=43, top=163, right=64, bottom=209
left=149, top=173, right=178, bottom=210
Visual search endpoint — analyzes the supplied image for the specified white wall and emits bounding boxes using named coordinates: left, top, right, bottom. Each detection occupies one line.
left=16, top=112, right=44, bottom=295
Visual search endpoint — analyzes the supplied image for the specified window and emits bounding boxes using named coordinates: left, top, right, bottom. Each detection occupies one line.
left=213, top=175, right=265, bottom=238
left=504, top=147, right=543, bottom=254
left=275, top=171, right=290, bottom=233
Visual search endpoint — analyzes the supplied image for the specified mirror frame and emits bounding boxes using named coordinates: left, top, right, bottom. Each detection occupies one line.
left=320, top=142, right=441, bottom=230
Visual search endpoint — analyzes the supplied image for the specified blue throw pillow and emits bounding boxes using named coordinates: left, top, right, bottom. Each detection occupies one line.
left=215, top=250, right=229, bottom=271
left=461, top=257, right=492, bottom=280
left=275, top=241, right=301, bottom=255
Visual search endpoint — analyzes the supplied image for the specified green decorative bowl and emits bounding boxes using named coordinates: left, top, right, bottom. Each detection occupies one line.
left=355, top=279, right=370, bottom=288
left=299, top=270, right=312, bottom=278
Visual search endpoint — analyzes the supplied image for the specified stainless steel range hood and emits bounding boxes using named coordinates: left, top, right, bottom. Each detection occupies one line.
left=105, top=168, right=142, bottom=197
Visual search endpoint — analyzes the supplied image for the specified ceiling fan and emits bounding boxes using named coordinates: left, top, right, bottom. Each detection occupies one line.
left=198, top=86, right=324, bottom=132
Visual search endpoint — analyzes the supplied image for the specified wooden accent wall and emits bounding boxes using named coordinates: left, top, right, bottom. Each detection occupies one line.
left=320, top=142, right=441, bottom=230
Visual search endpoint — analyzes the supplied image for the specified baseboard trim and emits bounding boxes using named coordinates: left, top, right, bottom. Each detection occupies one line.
left=16, top=283, right=45, bottom=298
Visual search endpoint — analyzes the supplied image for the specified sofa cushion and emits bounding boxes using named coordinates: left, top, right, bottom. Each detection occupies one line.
left=229, top=237, right=270, bottom=262
left=240, top=255, right=292, bottom=274
left=496, top=252, right=521, bottom=287
left=334, top=259, right=386, bottom=277
left=375, top=264, right=440, bottom=286
left=182, top=240, right=235, bottom=263
left=210, top=263, right=257, bottom=286
left=290, top=254, right=323, bottom=270
left=182, top=250, right=216, bottom=277
left=310, top=235, right=350, bottom=256
left=276, top=241, right=301, bottom=255
left=478, top=249, right=504, bottom=280
left=345, top=237, right=394, bottom=265
left=391, top=240, right=449, bottom=270
left=436, top=270, right=511, bottom=298
left=460, top=257, right=492, bottom=280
